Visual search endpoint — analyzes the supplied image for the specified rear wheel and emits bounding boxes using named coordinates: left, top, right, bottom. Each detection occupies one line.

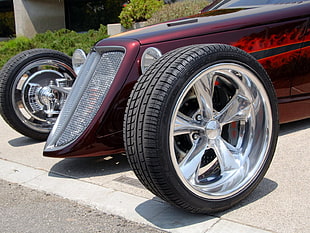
left=0, top=49, right=75, bottom=140
left=124, top=44, right=279, bottom=213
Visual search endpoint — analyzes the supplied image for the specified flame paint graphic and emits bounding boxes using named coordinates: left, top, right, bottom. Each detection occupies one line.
left=233, top=28, right=304, bottom=65
left=232, top=25, right=310, bottom=80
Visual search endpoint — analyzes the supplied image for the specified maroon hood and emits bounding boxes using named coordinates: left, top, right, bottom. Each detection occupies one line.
left=106, top=2, right=309, bottom=45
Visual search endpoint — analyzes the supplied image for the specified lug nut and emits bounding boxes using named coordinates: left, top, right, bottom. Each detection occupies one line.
left=196, top=114, right=202, bottom=121
left=192, top=133, right=199, bottom=140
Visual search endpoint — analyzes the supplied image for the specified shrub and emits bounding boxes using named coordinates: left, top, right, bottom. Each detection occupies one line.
left=0, top=25, right=108, bottom=69
left=119, top=0, right=164, bottom=29
left=147, top=0, right=211, bottom=25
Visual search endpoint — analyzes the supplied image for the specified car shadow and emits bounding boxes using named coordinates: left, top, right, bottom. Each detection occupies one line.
left=48, top=153, right=131, bottom=179
left=279, top=118, right=310, bottom=136
left=134, top=177, right=278, bottom=229
left=48, top=151, right=278, bottom=229
left=44, top=119, right=308, bottom=228
left=8, top=137, right=43, bottom=147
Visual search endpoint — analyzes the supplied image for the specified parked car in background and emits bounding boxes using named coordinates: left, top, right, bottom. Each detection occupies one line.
left=3, top=0, right=310, bottom=213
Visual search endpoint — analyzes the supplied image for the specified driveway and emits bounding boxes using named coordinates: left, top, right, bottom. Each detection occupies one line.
left=0, top=117, right=309, bottom=233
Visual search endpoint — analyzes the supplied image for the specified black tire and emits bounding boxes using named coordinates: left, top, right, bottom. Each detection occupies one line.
left=0, top=49, right=76, bottom=140
left=124, top=44, right=279, bottom=213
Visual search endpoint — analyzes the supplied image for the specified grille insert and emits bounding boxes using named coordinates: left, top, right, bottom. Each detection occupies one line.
left=52, top=49, right=124, bottom=147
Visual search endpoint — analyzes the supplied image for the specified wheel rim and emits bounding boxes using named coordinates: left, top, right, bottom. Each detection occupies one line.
left=12, top=59, right=75, bottom=133
left=169, top=63, right=272, bottom=199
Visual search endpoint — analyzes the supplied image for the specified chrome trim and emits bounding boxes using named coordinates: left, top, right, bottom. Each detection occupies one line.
left=45, top=46, right=125, bottom=151
left=141, top=47, right=162, bottom=74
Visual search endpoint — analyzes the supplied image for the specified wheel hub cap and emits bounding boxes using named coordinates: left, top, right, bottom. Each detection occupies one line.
left=205, top=120, right=221, bottom=139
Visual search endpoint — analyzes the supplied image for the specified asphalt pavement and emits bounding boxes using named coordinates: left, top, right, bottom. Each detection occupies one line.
left=0, top=116, right=309, bottom=233
left=0, top=179, right=165, bottom=233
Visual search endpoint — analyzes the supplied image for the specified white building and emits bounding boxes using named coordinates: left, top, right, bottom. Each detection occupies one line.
left=0, top=0, right=125, bottom=38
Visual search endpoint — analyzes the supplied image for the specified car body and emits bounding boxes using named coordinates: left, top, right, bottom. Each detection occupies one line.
left=45, top=0, right=310, bottom=158
left=43, top=0, right=310, bottom=213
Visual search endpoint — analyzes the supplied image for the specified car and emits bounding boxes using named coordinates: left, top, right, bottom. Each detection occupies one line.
left=21, top=0, right=310, bottom=213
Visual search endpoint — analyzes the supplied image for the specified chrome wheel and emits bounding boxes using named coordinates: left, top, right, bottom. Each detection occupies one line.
left=170, top=63, right=272, bottom=198
left=0, top=49, right=75, bottom=140
left=12, top=60, right=74, bottom=133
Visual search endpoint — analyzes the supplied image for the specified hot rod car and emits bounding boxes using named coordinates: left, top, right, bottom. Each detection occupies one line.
left=4, top=0, right=310, bottom=213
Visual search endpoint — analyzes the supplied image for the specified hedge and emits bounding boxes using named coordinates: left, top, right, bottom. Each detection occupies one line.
left=0, top=25, right=108, bottom=69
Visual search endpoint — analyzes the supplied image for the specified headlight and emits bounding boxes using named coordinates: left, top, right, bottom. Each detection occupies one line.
left=72, top=49, right=87, bottom=75
left=141, top=47, right=162, bottom=73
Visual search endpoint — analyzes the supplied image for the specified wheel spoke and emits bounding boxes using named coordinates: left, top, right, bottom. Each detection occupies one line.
left=174, top=112, right=204, bottom=136
left=179, top=137, right=208, bottom=180
left=193, top=73, right=216, bottom=120
left=221, top=156, right=250, bottom=190
left=212, top=137, right=241, bottom=172
left=216, top=91, right=252, bottom=125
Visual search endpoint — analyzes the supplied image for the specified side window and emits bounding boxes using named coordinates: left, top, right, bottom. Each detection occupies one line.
left=215, top=0, right=310, bottom=9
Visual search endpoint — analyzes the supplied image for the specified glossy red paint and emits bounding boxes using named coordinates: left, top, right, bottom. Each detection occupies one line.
left=232, top=19, right=308, bottom=97
left=44, top=1, right=310, bottom=158
left=292, top=26, right=310, bottom=95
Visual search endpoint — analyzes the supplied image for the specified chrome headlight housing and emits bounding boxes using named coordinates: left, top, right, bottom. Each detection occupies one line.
left=72, top=49, right=87, bottom=75
left=141, top=47, right=162, bottom=73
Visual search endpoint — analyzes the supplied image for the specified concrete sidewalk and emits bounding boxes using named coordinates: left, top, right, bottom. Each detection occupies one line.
left=0, top=117, right=309, bottom=233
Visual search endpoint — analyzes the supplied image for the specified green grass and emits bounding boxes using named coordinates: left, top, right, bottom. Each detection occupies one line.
left=0, top=25, right=108, bottom=69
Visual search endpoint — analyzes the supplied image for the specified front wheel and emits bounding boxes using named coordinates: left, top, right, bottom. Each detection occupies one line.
left=0, top=49, right=76, bottom=140
left=124, top=44, right=279, bottom=213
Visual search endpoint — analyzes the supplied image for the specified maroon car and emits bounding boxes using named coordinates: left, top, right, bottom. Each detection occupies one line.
left=44, top=0, right=310, bottom=213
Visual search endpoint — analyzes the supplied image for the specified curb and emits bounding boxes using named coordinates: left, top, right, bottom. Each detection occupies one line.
left=0, top=158, right=271, bottom=233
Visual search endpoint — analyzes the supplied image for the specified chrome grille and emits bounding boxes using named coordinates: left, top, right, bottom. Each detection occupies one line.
left=45, top=47, right=125, bottom=149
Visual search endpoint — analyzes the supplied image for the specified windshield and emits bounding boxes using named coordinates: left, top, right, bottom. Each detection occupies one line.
left=205, top=0, right=309, bottom=11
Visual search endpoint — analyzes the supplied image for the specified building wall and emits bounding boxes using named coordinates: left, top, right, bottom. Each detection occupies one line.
left=13, top=0, right=65, bottom=38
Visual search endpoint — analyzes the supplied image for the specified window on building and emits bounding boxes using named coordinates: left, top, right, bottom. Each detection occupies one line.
left=65, top=0, right=124, bottom=32
left=0, top=0, right=15, bottom=38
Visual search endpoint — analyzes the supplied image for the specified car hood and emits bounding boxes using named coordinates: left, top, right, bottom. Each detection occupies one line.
left=108, top=2, right=309, bottom=45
